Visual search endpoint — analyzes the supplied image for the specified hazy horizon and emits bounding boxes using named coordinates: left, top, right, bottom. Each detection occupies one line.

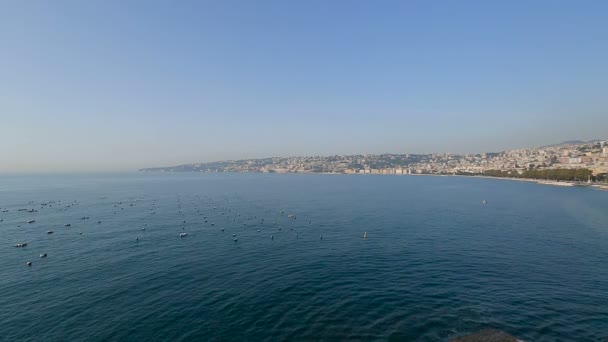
left=2, top=1, right=607, bottom=172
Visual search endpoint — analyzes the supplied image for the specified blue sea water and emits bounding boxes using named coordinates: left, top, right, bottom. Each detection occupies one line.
left=1, top=173, right=607, bottom=341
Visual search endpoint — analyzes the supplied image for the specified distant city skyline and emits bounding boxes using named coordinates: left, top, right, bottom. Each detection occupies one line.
left=140, top=139, right=608, bottom=174
left=1, top=1, right=607, bottom=172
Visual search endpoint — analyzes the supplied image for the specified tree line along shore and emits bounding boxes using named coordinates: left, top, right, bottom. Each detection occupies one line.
left=458, top=168, right=605, bottom=182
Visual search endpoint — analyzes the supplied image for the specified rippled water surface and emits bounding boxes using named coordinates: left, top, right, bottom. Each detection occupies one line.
left=1, top=173, right=607, bottom=341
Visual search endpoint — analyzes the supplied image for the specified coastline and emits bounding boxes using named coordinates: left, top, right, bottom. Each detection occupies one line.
left=317, top=172, right=608, bottom=190
left=460, top=175, right=608, bottom=191
left=336, top=172, right=597, bottom=188
left=452, top=174, right=608, bottom=190
left=470, top=175, right=577, bottom=187
left=139, top=170, right=608, bottom=191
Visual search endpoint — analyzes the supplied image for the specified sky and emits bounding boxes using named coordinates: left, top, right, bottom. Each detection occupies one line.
left=1, top=1, right=607, bottom=172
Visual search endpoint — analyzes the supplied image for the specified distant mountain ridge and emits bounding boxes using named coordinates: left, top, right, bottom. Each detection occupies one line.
left=540, top=139, right=602, bottom=148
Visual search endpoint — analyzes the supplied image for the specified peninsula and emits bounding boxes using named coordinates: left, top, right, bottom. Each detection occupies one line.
left=141, top=140, right=608, bottom=183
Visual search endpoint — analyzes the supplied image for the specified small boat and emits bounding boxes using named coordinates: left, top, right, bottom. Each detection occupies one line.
left=482, top=200, right=488, bottom=205
left=47, top=231, right=54, bottom=234
left=180, top=233, right=188, bottom=237
left=364, top=232, right=368, bottom=239
left=40, top=253, right=47, bottom=258
left=27, top=262, right=32, bottom=266
left=64, top=224, right=71, bottom=227
left=15, top=243, right=28, bottom=247
left=27, top=220, right=36, bottom=224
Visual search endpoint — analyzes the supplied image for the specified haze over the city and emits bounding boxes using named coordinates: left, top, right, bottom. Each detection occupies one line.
left=1, top=1, right=607, bottom=172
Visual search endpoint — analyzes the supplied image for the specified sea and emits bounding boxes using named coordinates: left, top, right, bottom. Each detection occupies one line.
left=1, top=173, right=607, bottom=341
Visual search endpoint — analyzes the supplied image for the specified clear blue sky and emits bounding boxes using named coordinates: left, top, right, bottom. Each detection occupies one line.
left=1, top=1, right=607, bottom=172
